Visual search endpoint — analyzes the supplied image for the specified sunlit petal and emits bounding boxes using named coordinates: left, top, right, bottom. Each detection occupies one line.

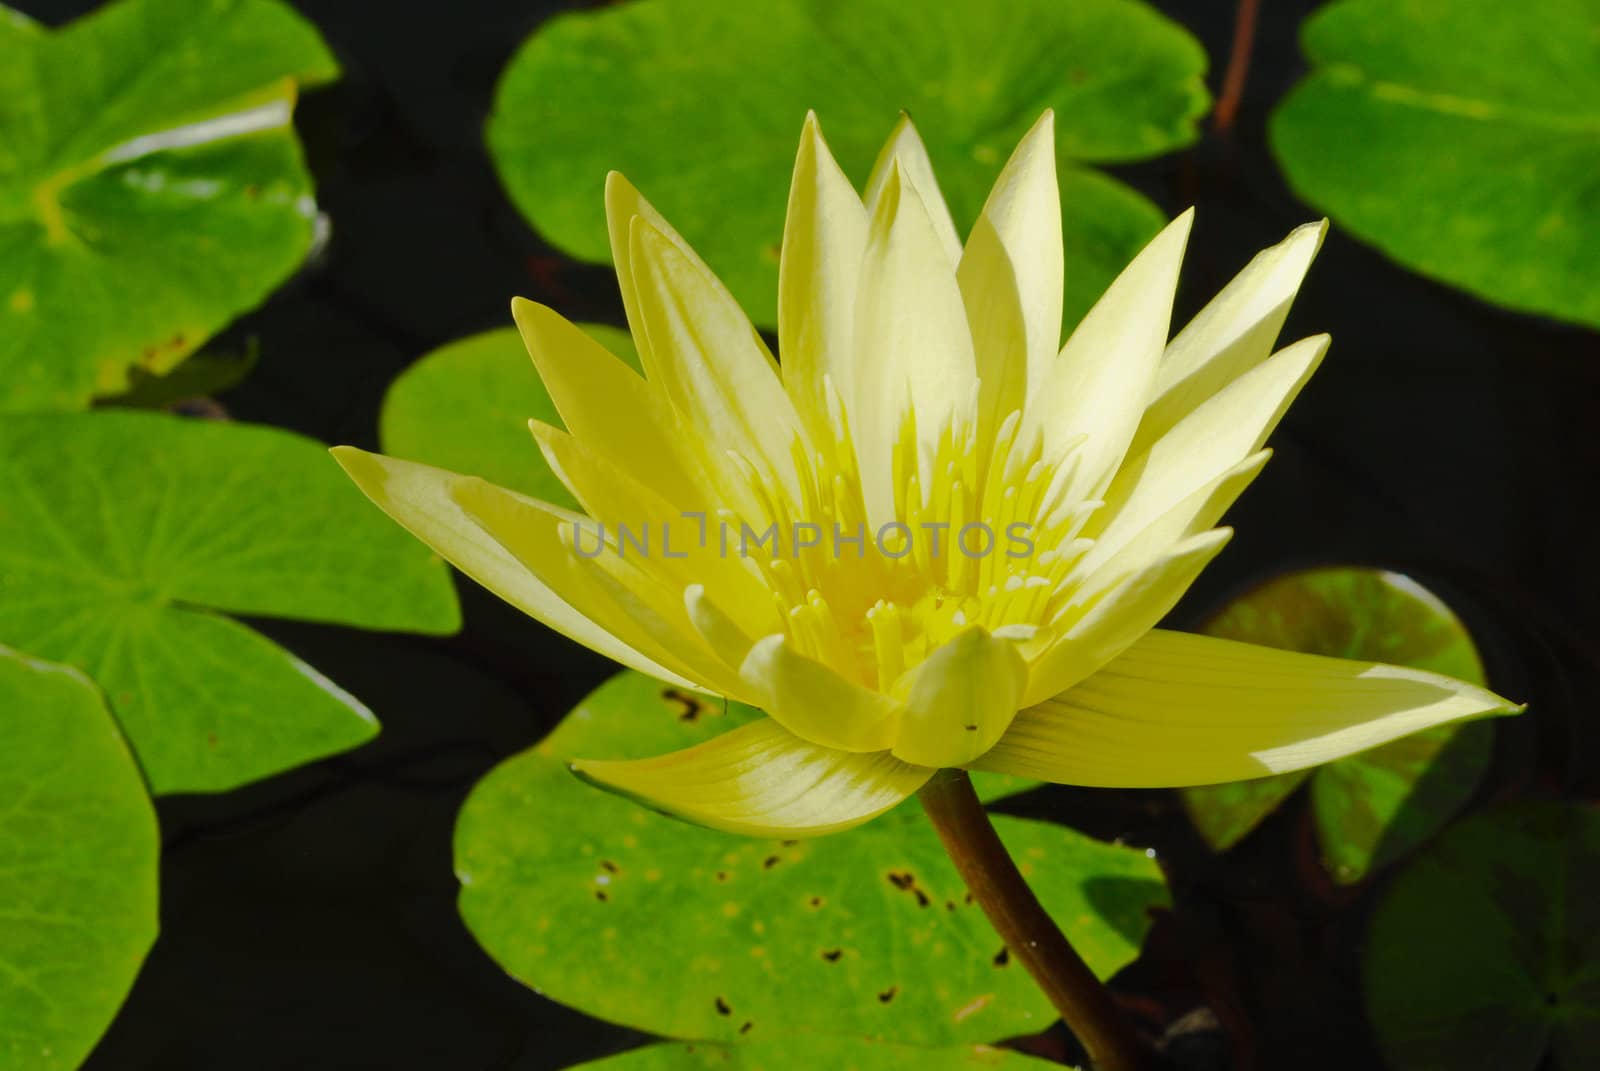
left=1023, top=210, right=1194, bottom=502
left=331, top=448, right=696, bottom=689
left=1025, top=528, right=1233, bottom=705
left=780, top=111, right=869, bottom=440
left=981, top=629, right=1518, bottom=787
left=572, top=718, right=933, bottom=837
left=1136, top=220, right=1328, bottom=453
left=863, top=112, right=961, bottom=265
left=960, top=109, right=1063, bottom=425
left=890, top=626, right=1028, bottom=767
left=852, top=160, right=978, bottom=527
left=740, top=634, right=903, bottom=752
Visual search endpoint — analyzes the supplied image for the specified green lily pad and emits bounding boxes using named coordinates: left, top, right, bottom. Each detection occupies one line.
left=0, top=410, right=460, bottom=794
left=1181, top=567, right=1494, bottom=883
left=379, top=324, right=638, bottom=510
left=456, top=671, right=1166, bottom=1046
left=1270, top=0, right=1600, bottom=329
left=487, top=0, right=1207, bottom=331
left=0, top=646, right=159, bottom=1071
left=1364, top=803, right=1600, bottom=1071
left=0, top=0, right=338, bottom=412
left=562, top=1037, right=1063, bottom=1070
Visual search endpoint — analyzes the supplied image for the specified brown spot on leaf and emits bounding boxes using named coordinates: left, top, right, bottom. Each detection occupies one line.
left=807, top=896, right=825, bottom=909
left=714, top=996, right=732, bottom=1016
left=600, top=859, right=619, bottom=873
left=993, top=947, right=1010, bottom=967
left=762, top=855, right=781, bottom=870
left=662, top=688, right=708, bottom=722
left=886, top=871, right=931, bottom=907
left=739, top=1021, right=753, bottom=1034
left=821, top=948, right=842, bottom=963
left=594, top=890, right=609, bottom=902
left=877, top=986, right=898, bottom=1004
left=715, top=871, right=729, bottom=883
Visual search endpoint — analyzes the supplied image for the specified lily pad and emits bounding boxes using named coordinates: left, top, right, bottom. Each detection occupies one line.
left=561, top=1037, right=1062, bottom=1070
left=0, top=0, right=338, bottom=411
left=1364, top=803, right=1600, bottom=1071
left=1181, top=568, right=1494, bottom=883
left=0, top=410, right=460, bottom=794
left=1270, top=0, right=1600, bottom=329
left=456, top=670, right=1167, bottom=1046
left=487, top=0, right=1207, bottom=330
left=380, top=324, right=638, bottom=509
left=0, top=646, right=159, bottom=1071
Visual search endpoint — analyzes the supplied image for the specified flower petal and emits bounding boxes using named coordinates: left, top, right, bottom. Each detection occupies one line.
left=1073, top=449, right=1269, bottom=583
left=510, top=298, right=706, bottom=510
left=890, top=626, right=1028, bottom=767
left=852, top=160, right=979, bottom=528
left=959, top=110, right=1063, bottom=422
left=447, top=473, right=749, bottom=699
left=739, top=633, right=903, bottom=752
left=604, top=170, right=679, bottom=370
left=978, top=629, right=1518, bottom=788
left=331, top=448, right=696, bottom=689
left=779, top=112, right=869, bottom=440
left=571, top=718, right=934, bottom=837
left=863, top=113, right=961, bottom=265
left=628, top=215, right=808, bottom=505
left=1023, top=210, right=1194, bottom=502
left=1025, top=528, right=1232, bottom=705
left=1088, top=334, right=1328, bottom=552
left=530, top=420, right=780, bottom=639
left=1136, top=220, right=1327, bottom=453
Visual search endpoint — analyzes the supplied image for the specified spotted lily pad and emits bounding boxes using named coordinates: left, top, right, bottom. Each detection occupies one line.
left=0, top=0, right=338, bottom=411
left=563, top=1037, right=1063, bottom=1070
left=1270, top=0, right=1600, bottom=329
left=488, top=0, right=1207, bottom=330
left=0, top=646, right=159, bottom=1071
left=1364, top=803, right=1600, bottom=1071
left=0, top=410, right=460, bottom=794
left=380, top=324, right=638, bottom=510
left=456, top=671, right=1166, bottom=1045
left=1181, top=568, right=1495, bottom=883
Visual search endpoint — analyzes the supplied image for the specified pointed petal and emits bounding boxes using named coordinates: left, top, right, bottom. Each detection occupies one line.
left=628, top=215, right=808, bottom=504
left=604, top=171, right=680, bottom=369
left=1088, top=334, right=1328, bottom=548
left=1074, top=449, right=1269, bottom=582
left=864, top=113, right=961, bottom=265
left=331, top=448, right=696, bottom=689
left=448, top=474, right=750, bottom=699
left=960, top=110, right=1063, bottom=423
left=1136, top=220, right=1327, bottom=453
left=1025, top=528, right=1232, bottom=705
left=739, top=634, right=903, bottom=752
left=530, top=421, right=779, bottom=639
left=779, top=112, right=869, bottom=439
left=572, top=718, right=933, bottom=837
left=890, top=626, right=1028, bottom=767
left=852, top=161, right=979, bottom=527
left=979, top=629, right=1518, bottom=788
left=1024, top=210, right=1194, bottom=500
left=510, top=298, right=704, bottom=510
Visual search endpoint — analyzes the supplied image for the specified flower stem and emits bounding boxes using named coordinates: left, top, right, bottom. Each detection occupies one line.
left=917, top=769, right=1152, bottom=1071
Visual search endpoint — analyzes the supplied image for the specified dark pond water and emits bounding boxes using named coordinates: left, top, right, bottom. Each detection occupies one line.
left=18, top=0, right=1595, bottom=1067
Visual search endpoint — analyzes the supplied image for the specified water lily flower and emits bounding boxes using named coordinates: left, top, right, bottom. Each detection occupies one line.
left=334, top=111, right=1516, bottom=838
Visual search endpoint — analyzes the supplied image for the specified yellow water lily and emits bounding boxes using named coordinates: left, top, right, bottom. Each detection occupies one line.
left=334, top=111, right=1515, bottom=838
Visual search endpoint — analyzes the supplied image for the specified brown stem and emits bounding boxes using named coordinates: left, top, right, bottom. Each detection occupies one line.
left=918, top=769, right=1152, bottom=1071
left=1213, top=0, right=1262, bottom=136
